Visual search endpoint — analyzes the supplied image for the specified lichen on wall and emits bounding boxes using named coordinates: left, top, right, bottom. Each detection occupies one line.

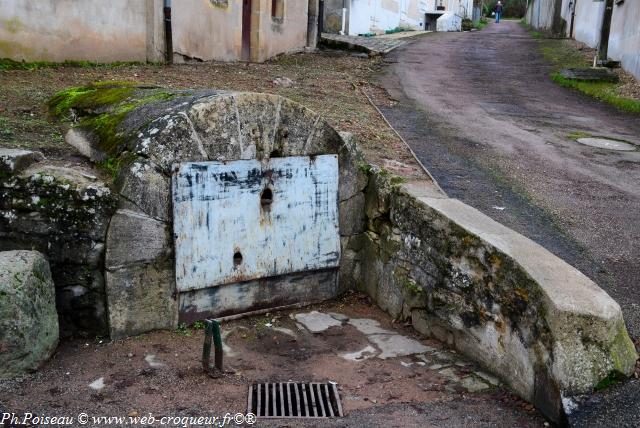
left=359, top=166, right=638, bottom=424
left=0, top=164, right=118, bottom=335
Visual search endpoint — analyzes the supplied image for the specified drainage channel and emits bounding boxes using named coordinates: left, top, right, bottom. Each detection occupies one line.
left=248, top=382, right=343, bottom=419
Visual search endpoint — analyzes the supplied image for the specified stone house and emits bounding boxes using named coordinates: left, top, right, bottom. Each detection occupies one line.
left=0, top=0, right=321, bottom=63
left=323, top=0, right=473, bottom=35
left=525, top=0, right=640, bottom=79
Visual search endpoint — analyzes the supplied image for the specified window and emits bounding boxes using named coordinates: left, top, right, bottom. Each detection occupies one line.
left=271, top=0, right=284, bottom=20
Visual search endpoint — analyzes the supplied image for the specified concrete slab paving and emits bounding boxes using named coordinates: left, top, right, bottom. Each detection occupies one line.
left=294, top=311, right=343, bottom=333
left=367, top=333, right=431, bottom=359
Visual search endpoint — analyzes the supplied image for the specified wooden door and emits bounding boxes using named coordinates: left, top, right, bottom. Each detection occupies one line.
left=242, top=0, right=252, bottom=61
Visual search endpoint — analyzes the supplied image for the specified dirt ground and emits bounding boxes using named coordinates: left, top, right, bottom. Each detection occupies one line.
left=0, top=51, right=423, bottom=181
left=0, top=295, right=544, bottom=427
left=377, top=21, right=640, bottom=426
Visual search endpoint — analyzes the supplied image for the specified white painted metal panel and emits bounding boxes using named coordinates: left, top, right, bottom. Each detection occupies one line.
left=173, top=155, right=340, bottom=292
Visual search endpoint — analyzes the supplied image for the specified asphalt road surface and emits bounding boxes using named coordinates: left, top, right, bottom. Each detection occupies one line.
left=377, top=20, right=640, bottom=427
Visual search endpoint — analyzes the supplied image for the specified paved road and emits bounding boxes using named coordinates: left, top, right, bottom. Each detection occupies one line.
left=377, top=21, right=640, bottom=426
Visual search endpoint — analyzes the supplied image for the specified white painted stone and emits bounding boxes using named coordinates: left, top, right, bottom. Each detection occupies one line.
left=340, top=345, right=378, bottom=362
left=144, top=354, right=165, bottom=368
left=89, top=377, right=105, bottom=391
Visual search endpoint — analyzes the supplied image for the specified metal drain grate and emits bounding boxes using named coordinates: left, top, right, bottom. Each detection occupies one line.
left=247, top=382, right=343, bottom=418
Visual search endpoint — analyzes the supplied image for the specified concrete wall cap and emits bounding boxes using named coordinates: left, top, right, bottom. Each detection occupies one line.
left=413, top=194, right=622, bottom=321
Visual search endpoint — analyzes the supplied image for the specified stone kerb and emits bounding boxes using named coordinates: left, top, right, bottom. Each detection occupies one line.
left=361, top=171, right=638, bottom=424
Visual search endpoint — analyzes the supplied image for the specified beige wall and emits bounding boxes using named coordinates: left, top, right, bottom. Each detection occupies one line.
left=255, top=0, right=309, bottom=62
left=172, top=0, right=244, bottom=62
left=0, top=0, right=164, bottom=63
left=608, top=0, right=640, bottom=80
left=0, top=0, right=309, bottom=64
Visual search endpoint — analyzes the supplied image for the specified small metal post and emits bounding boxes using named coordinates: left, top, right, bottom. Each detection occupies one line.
left=203, top=319, right=224, bottom=373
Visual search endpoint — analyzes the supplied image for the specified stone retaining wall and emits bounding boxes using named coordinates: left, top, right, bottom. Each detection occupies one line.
left=0, top=152, right=117, bottom=336
left=360, top=169, right=638, bottom=424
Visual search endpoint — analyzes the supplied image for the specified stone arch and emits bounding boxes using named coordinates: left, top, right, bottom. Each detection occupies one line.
left=53, top=87, right=367, bottom=339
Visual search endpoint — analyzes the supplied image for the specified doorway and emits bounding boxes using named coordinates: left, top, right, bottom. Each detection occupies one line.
left=242, top=0, right=252, bottom=61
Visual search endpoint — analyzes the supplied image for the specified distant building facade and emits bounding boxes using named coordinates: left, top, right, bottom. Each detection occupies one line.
left=525, top=0, right=640, bottom=79
left=0, top=0, right=319, bottom=64
left=324, top=0, right=473, bottom=35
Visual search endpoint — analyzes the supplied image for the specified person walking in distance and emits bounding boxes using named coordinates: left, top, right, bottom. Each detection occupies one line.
left=495, top=1, right=503, bottom=23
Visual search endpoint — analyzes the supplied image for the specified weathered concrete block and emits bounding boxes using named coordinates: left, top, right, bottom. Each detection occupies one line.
left=64, top=128, right=107, bottom=162
left=116, top=160, right=171, bottom=221
left=0, top=251, right=59, bottom=379
left=338, top=133, right=369, bottom=202
left=188, top=94, right=242, bottom=161
left=339, top=192, right=366, bottom=236
left=560, top=67, right=619, bottom=82
left=0, top=148, right=44, bottom=175
left=106, top=260, right=177, bottom=339
left=105, top=209, right=171, bottom=269
left=362, top=176, right=638, bottom=424
left=234, top=93, right=280, bottom=159
left=133, top=112, right=207, bottom=173
left=1, top=165, right=115, bottom=241
left=276, top=98, right=321, bottom=155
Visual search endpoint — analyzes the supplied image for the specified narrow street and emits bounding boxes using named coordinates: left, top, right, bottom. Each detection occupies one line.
left=378, top=20, right=640, bottom=426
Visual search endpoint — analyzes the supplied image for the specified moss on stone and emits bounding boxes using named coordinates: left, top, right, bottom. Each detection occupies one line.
left=609, top=323, right=639, bottom=376
left=98, top=152, right=139, bottom=182
left=48, top=84, right=136, bottom=118
left=48, top=83, right=176, bottom=156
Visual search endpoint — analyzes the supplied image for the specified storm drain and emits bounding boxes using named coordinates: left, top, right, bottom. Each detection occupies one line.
left=247, top=382, right=343, bottom=418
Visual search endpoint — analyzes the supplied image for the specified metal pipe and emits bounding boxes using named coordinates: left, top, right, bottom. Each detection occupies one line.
left=164, top=0, right=173, bottom=64
left=202, top=319, right=223, bottom=372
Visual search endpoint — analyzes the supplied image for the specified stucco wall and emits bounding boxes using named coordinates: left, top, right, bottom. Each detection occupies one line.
left=255, top=0, right=309, bottom=62
left=608, top=0, right=640, bottom=80
left=172, top=0, right=243, bottom=62
left=0, top=0, right=164, bottom=62
left=345, top=0, right=423, bottom=35
left=527, top=0, right=639, bottom=79
left=428, top=0, right=473, bottom=18
left=0, top=0, right=310, bottom=63
left=572, top=0, right=604, bottom=48
left=525, top=0, right=559, bottom=30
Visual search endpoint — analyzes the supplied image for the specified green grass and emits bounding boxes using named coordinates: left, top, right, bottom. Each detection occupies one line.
left=474, top=18, right=488, bottom=30
left=536, top=38, right=640, bottom=115
left=595, top=372, right=624, bottom=391
left=552, top=74, right=640, bottom=114
left=0, top=58, right=149, bottom=71
left=566, top=131, right=592, bottom=140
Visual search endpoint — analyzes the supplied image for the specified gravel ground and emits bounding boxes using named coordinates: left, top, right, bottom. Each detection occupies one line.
left=0, top=296, right=544, bottom=428
left=0, top=51, right=423, bottom=180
